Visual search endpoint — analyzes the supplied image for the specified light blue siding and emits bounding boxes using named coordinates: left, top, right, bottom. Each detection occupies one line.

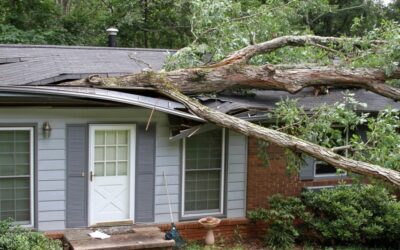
left=0, top=108, right=248, bottom=230
left=154, top=116, right=181, bottom=223
left=153, top=127, right=248, bottom=223
left=0, top=108, right=159, bottom=230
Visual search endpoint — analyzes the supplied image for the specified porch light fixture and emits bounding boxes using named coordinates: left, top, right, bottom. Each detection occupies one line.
left=42, top=121, right=52, bottom=139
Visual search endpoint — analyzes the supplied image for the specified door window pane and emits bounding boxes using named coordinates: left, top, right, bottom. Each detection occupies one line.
left=94, top=129, right=130, bottom=177
left=94, top=162, right=105, bottom=176
left=106, top=162, right=116, bottom=176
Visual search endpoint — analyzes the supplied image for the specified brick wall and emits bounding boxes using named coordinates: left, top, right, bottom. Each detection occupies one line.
left=247, top=137, right=350, bottom=210
left=158, top=218, right=264, bottom=242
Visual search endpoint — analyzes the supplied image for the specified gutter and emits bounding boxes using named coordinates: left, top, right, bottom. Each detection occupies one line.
left=0, top=86, right=204, bottom=122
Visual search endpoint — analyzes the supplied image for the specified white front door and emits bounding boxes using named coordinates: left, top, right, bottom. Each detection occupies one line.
left=89, top=125, right=135, bottom=226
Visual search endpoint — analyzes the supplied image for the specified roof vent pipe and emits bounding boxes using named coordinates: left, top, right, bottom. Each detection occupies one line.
left=106, top=27, right=118, bottom=47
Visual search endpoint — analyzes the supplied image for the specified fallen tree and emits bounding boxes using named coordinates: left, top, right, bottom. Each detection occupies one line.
left=61, top=35, right=400, bottom=186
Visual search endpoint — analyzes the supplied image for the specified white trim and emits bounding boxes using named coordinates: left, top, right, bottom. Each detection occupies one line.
left=0, top=127, right=34, bottom=227
left=88, top=124, right=136, bottom=226
left=181, top=128, right=225, bottom=218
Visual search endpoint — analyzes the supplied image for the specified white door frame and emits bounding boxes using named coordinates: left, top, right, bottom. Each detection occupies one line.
left=88, top=124, right=136, bottom=226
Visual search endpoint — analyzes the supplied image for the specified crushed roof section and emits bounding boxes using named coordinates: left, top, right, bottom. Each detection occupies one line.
left=203, top=88, right=400, bottom=118
left=0, top=44, right=174, bottom=86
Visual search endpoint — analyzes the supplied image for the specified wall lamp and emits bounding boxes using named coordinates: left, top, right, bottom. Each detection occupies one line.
left=42, top=121, right=52, bottom=139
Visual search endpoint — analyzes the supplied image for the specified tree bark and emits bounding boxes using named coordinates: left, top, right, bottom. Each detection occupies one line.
left=59, top=35, right=400, bottom=186
left=158, top=85, right=400, bottom=187
left=62, top=64, right=400, bottom=101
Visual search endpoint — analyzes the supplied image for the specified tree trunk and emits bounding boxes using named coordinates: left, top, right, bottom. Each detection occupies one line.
left=59, top=35, right=400, bottom=187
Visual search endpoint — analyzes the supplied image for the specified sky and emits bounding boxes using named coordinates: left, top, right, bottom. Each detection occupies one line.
left=381, top=0, right=394, bottom=5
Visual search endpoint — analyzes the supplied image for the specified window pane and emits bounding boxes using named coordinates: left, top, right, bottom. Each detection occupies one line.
left=0, top=179, right=13, bottom=188
left=0, top=154, right=13, bottom=165
left=1, top=199, right=15, bottom=211
left=15, top=211, right=30, bottom=222
left=106, top=147, right=116, bottom=161
left=15, top=131, right=29, bottom=141
left=95, top=147, right=104, bottom=161
left=118, top=146, right=128, bottom=160
left=0, top=176, right=31, bottom=223
left=0, top=131, right=14, bottom=141
left=16, top=153, right=29, bottom=164
left=94, top=162, right=105, bottom=176
left=95, top=131, right=105, bottom=145
left=105, top=131, right=116, bottom=145
left=0, top=165, right=14, bottom=176
left=15, top=178, right=29, bottom=188
left=315, top=162, right=336, bottom=175
left=16, top=142, right=29, bottom=153
left=117, top=131, right=128, bottom=144
left=16, top=188, right=29, bottom=199
left=16, top=199, right=30, bottom=210
left=117, top=162, right=128, bottom=176
left=0, top=142, right=13, bottom=152
left=106, top=162, right=116, bottom=176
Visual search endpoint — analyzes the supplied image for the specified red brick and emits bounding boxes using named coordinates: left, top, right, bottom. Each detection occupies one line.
left=246, top=137, right=351, bottom=211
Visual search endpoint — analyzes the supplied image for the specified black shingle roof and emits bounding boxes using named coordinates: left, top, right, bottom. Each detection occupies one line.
left=0, top=44, right=173, bottom=86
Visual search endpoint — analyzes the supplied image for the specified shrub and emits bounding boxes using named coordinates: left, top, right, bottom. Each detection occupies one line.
left=248, top=195, right=310, bottom=249
left=0, top=219, right=62, bottom=250
left=302, top=184, right=400, bottom=248
left=249, top=185, right=400, bottom=249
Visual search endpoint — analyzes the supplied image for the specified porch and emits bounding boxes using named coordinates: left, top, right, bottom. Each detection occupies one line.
left=63, top=225, right=174, bottom=250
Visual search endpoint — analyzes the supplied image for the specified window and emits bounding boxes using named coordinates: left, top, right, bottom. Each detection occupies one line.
left=182, top=129, right=225, bottom=217
left=0, top=128, right=34, bottom=226
left=314, top=127, right=348, bottom=178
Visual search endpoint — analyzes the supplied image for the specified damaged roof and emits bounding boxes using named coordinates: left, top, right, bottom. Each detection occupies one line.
left=0, top=44, right=398, bottom=122
left=202, top=88, right=400, bottom=120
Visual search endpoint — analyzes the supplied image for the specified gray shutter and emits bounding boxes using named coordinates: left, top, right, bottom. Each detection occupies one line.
left=66, top=124, right=88, bottom=228
left=299, top=156, right=315, bottom=181
left=356, top=125, right=368, bottom=142
left=135, top=124, right=156, bottom=222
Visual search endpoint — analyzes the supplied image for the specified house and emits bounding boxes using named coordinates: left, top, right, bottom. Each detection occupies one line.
left=0, top=44, right=398, bottom=240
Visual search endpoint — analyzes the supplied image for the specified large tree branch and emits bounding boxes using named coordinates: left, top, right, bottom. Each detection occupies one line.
left=57, top=35, right=400, bottom=187
left=61, top=65, right=400, bottom=101
left=213, top=35, right=385, bottom=66
left=61, top=74, right=400, bottom=186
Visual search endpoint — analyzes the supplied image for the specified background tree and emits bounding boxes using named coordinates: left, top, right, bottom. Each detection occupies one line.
left=1, top=0, right=400, bottom=186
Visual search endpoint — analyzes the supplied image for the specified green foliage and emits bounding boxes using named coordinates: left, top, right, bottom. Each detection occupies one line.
left=256, top=94, right=399, bottom=175
left=351, top=107, right=400, bottom=171
left=0, top=0, right=192, bottom=47
left=0, top=219, right=62, bottom=250
left=302, top=185, right=400, bottom=248
left=250, top=185, right=400, bottom=248
left=248, top=195, right=310, bottom=249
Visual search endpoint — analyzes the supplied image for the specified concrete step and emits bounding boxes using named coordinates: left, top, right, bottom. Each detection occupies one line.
left=64, top=226, right=174, bottom=250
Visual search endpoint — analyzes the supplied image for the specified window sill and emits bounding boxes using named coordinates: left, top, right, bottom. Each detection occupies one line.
left=313, top=174, right=348, bottom=181
left=180, top=212, right=226, bottom=222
